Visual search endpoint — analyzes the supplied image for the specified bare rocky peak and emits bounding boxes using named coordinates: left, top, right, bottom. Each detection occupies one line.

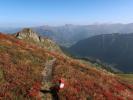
left=16, top=28, right=40, bottom=42
left=15, top=28, right=62, bottom=53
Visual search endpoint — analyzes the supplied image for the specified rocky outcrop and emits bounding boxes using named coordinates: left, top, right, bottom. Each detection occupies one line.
left=16, top=28, right=40, bottom=42
left=15, top=28, right=62, bottom=53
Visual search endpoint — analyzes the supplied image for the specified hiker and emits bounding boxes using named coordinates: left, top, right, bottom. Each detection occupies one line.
left=41, top=79, right=65, bottom=100
left=50, top=79, right=65, bottom=100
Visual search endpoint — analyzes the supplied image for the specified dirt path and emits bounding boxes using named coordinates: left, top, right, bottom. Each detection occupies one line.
left=42, top=58, right=56, bottom=82
left=40, top=58, right=56, bottom=100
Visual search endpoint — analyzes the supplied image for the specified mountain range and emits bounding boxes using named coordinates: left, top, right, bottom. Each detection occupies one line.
left=2, top=23, right=133, bottom=47
left=32, top=23, right=133, bottom=47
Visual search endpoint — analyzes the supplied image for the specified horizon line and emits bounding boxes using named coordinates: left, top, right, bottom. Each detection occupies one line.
left=1, top=22, right=133, bottom=28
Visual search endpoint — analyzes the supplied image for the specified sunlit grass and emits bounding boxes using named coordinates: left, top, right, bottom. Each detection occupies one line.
left=117, top=74, right=133, bottom=84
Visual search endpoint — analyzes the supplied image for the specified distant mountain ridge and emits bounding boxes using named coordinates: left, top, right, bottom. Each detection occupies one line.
left=69, top=33, right=133, bottom=73
left=2, top=23, right=133, bottom=47
left=33, top=23, right=133, bottom=47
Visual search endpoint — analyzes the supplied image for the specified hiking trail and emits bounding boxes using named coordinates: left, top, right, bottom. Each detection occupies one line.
left=40, top=58, right=56, bottom=100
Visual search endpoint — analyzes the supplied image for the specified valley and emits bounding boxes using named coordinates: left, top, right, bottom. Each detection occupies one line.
left=69, top=33, right=133, bottom=73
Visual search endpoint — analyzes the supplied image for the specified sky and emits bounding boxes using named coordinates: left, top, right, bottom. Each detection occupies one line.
left=0, top=0, right=133, bottom=27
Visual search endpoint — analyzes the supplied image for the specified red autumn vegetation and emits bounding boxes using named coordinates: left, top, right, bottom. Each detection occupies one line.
left=0, top=33, right=45, bottom=99
left=0, top=33, right=132, bottom=100
left=52, top=57, right=133, bottom=100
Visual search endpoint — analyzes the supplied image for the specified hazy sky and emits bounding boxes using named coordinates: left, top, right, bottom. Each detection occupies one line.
left=0, top=0, right=133, bottom=27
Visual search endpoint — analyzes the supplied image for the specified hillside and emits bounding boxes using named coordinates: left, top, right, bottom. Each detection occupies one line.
left=69, top=33, right=133, bottom=73
left=0, top=33, right=133, bottom=100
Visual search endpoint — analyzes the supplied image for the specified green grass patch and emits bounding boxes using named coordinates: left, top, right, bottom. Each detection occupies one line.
left=117, top=74, right=133, bottom=84
left=0, top=67, right=5, bottom=83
